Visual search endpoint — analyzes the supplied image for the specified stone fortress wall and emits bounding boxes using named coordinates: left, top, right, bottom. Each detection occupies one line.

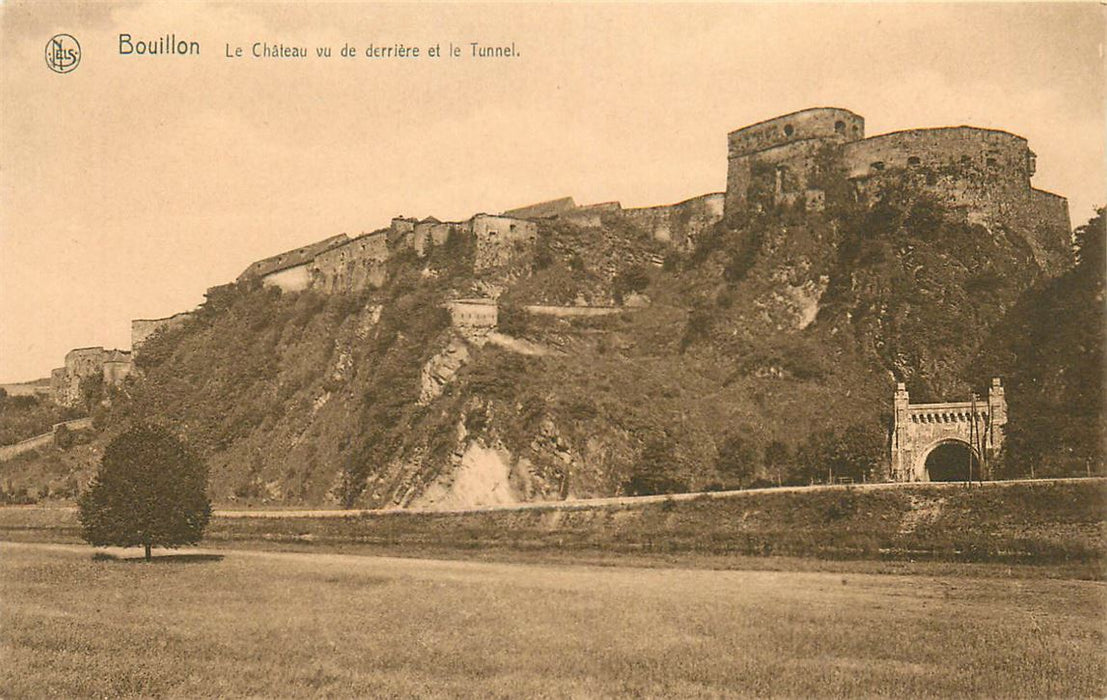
left=131, top=311, right=195, bottom=351
left=234, top=213, right=540, bottom=297
left=621, top=193, right=725, bottom=248
left=311, top=230, right=390, bottom=294
left=43, top=107, right=1072, bottom=407
left=50, top=346, right=133, bottom=408
left=725, top=107, right=866, bottom=213
left=724, top=107, right=1071, bottom=275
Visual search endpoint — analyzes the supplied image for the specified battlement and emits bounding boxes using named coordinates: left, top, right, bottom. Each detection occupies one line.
left=727, top=107, right=865, bottom=159
left=841, top=126, right=1033, bottom=182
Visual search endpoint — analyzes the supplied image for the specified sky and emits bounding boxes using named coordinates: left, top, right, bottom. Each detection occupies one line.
left=1, top=2, right=1104, bottom=382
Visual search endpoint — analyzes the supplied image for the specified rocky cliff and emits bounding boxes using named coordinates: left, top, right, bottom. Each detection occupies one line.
left=7, top=193, right=1100, bottom=508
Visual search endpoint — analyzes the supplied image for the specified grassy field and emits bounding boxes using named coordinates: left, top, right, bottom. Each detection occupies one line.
left=2, top=541, right=1104, bottom=697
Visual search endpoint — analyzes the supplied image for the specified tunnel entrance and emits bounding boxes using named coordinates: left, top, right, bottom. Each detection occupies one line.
left=924, top=442, right=980, bottom=482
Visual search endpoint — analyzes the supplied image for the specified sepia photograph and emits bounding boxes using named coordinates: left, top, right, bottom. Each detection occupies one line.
left=1, top=1, right=1104, bottom=696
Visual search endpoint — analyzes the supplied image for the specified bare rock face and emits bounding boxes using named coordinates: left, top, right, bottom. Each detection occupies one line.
left=418, top=337, right=470, bottom=405
left=412, top=439, right=521, bottom=510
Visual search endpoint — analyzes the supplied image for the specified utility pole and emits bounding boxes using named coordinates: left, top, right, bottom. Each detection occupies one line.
left=968, top=392, right=978, bottom=487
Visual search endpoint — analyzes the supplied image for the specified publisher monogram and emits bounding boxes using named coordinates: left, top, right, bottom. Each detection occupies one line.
left=45, top=34, right=81, bottom=73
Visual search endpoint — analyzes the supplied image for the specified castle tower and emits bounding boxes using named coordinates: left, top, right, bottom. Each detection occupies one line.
left=725, top=107, right=864, bottom=215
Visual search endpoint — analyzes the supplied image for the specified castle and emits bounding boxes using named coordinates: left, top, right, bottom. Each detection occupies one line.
left=47, top=108, right=1072, bottom=430
left=155, top=106, right=1070, bottom=302
left=723, top=108, right=1070, bottom=274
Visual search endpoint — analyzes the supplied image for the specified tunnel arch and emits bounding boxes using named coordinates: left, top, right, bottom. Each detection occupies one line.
left=922, top=439, right=980, bottom=482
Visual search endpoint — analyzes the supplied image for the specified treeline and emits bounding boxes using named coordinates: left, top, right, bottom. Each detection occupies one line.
left=624, top=422, right=887, bottom=496
left=0, top=391, right=83, bottom=446
left=976, top=208, right=1105, bottom=478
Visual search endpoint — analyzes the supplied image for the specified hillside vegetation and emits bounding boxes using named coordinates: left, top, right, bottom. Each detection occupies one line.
left=5, top=193, right=1103, bottom=507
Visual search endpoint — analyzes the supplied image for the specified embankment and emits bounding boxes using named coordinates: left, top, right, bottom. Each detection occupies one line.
left=1, top=479, right=1102, bottom=565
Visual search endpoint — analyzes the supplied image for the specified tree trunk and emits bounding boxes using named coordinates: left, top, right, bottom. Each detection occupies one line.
left=145, top=543, right=152, bottom=562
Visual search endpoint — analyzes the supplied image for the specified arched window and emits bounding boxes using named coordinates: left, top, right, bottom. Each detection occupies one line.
left=907, top=156, right=921, bottom=167
left=870, top=161, right=885, bottom=172
left=834, top=120, right=846, bottom=135
left=783, top=124, right=795, bottom=137
left=986, top=157, right=998, bottom=168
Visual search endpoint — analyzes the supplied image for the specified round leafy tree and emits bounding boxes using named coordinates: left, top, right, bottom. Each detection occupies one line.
left=78, top=424, right=212, bottom=561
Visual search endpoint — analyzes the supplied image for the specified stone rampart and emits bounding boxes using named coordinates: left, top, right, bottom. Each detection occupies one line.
left=1026, top=188, right=1073, bottom=274
left=312, top=231, right=390, bottom=293
left=261, top=263, right=313, bottom=292
left=131, top=311, right=194, bottom=350
left=622, top=193, right=724, bottom=248
left=237, top=234, right=349, bottom=282
left=727, top=107, right=865, bottom=159
left=523, top=304, right=626, bottom=318
left=726, top=108, right=865, bottom=213
left=840, top=127, right=1070, bottom=273
left=561, top=201, right=621, bottom=228
left=446, top=299, right=499, bottom=328
left=0, top=417, right=93, bottom=462
left=413, top=219, right=463, bottom=257
left=841, top=127, right=1032, bottom=184
left=503, top=197, right=577, bottom=219
left=472, top=214, right=538, bottom=270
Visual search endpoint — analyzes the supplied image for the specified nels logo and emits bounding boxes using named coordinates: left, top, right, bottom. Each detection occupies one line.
left=45, top=34, right=81, bottom=74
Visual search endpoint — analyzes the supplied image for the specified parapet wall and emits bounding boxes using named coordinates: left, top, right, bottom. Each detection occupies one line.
left=727, top=107, right=865, bottom=159
left=841, top=127, right=1032, bottom=183
left=446, top=299, right=499, bottom=328
left=1026, top=188, right=1072, bottom=274
left=622, top=193, right=724, bottom=247
left=473, top=214, right=538, bottom=270
left=312, top=231, right=390, bottom=293
left=132, top=311, right=194, bottom=350
left=237, top=234, right=349, bottom=282
left=840, top=127, right=1070, bottom=273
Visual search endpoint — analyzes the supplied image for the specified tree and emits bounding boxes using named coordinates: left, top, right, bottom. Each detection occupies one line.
left=623, top=434, right=687, bottom=496
left=975, top=208, right=1105, bottom=477
left=78, top=424, right=211, bottom=561
left=715, top=434, right=760, bottom=488
left=763, top=440, right=791, bottom=486
left=796, top=424, right=885, bottom=484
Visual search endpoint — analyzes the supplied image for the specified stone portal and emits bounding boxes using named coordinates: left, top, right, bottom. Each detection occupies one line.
left=890, top=378, right=1006, bottom=482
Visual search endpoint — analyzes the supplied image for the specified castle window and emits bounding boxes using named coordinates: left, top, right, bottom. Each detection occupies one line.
left=870, top=161, right=885, bottom=172
left=783, top=124, right=794, bottom=137
left=907, top=156, right=921, bottom=167
left=986, top=157, right=998, bottom=168
left=834, top=120, right=846, bottom=135
left=961, top=155, right=972, bottom=164
left=509, top=224, right=517, bottom=233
